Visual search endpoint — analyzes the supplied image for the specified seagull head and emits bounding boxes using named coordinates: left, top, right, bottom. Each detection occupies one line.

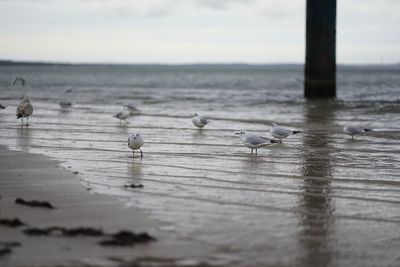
left=20, top=95, right=30, bottom=101
left=131, top=132, right=141, bottom=139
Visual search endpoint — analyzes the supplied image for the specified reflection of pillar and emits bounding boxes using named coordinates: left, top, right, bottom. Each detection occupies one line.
left=298, top=99, right=336, bottom=266
left=305, top=0, right=336, bottom=98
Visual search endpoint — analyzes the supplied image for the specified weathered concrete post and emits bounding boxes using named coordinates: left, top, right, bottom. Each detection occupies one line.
left=305, top=0, right=337, bottom=98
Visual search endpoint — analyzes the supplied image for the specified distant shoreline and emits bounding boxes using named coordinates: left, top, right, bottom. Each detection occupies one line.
left=1, top=59, right=399, bottom=70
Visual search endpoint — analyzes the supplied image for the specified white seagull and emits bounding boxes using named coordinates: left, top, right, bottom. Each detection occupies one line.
left=236, top=131, right=277, bottom=155
left=270, top=122, right=302, bottom=143
left=123, top=102, right=140, bottom=115
left=128, top=132, right=144, bottom=157
left=113, top=107, right=130, bottom=125
left=192, top=113, right=208, bottom=130
left=16, top=96, right=33, bottom=126
left=343, top=124, right=372, bottom=139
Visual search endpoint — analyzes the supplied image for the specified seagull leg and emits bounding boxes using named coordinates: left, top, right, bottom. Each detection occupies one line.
left=255, top=149, right=258, bottom=155
left=139, top=149, right=143, bottom=158
left=132, top=150, right=135, bottom=157
left=26, top=117, right=29, bottom=126
left=21, top=118, right=24, bottom=125
left=251, top=149, right=253, bottom=155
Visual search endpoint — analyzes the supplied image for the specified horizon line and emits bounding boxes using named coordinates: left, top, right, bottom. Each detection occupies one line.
left=1, top=59, right=399, bottom=67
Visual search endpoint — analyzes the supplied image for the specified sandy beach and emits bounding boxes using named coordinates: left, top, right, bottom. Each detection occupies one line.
left=0, top=147, right=218, bottom=267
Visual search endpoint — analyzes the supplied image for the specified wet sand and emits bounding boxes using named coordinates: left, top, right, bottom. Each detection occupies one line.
left=0, top=147, right=217, bottom=267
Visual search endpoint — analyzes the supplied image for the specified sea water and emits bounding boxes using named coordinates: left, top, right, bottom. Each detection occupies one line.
left=1, top=64, right=400, bottom=266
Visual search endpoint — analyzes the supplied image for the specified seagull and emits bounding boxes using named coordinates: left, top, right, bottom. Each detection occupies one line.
left=0, top=104, right=7, bottom=109
left=16, top=96, right=33, bottom=125
left=192, top=113, right=208, bottom=130
left=128, top=132, right=144, bottom=158
left=235, top=131, right=277, bottom=155
left=270, top=122, right=302, bottom=143
left=59, top=99, right=72, bottom=109
left=123, top=102, right=139, bottom=115
left=59, top=88, right=73, bottom=109
left=11, top=76, right=26, bottom=86
left=113, top=107, right=130, bottom=125
left=343, top=124, right=373, bottom=139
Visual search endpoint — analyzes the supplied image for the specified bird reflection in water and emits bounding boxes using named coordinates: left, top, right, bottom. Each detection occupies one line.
left=16, top=126, right=32, bottom=152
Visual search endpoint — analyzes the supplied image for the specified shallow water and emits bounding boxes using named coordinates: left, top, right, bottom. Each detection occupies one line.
left=1, top=65, right=400, bottom=266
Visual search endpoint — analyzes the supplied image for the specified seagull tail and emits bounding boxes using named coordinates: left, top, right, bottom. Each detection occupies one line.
left=364, top=128, right=373, bottom=132
left=270, top=139, right=279, bottom=144
left=16, top=113, right=23, bottom=119
left=292, top=130, right=302, bottom=134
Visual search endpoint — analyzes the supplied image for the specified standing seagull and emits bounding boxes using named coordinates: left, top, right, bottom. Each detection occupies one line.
left=270, top=122, right=302, bottom=143
left=192, top=113, right=208, bottom=130
left=113, top=107, right=130, bottom=125
left=236, top=131, right=277, bottom=155
left=123, top=102, right=140, bottom=115
left=128, top=132, right=144, bottom=158
left=59, top=88, right=73, bottom=109
left=59, top=99, right=72, bottom=109
left=343, top=124, right=372, bottom=139
left=16, top=96, right=33, bottom=126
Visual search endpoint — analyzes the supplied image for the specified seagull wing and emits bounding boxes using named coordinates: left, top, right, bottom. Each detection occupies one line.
left=16, top=101, right=32, bottom=117
left=199, top=116, right=208, bottom=125
left=113, top=111, right=122, bottom=118
left=273, top=127, right=291, bottom=136
left=246, top=134, right=271, bottom=146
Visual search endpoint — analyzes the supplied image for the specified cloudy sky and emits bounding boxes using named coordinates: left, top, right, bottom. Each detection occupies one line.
left=0, top=0, right=399, bottom=64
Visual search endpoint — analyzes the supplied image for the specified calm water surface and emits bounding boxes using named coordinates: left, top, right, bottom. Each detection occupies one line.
left=1, top=65, right=400, bottom=266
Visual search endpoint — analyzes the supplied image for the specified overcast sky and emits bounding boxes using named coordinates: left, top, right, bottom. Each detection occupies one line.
left=0, top=0, right=399, bottom=64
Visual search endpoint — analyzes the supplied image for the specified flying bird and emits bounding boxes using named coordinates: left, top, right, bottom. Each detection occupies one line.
left=11, top=76, right=26, bottom=86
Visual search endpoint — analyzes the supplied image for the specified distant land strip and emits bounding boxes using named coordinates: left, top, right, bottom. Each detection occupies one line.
left=0, top=60, right=399, bottom=70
